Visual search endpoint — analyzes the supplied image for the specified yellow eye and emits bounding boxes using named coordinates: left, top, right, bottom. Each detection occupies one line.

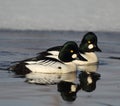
left=88, top=41, right=91, bottom=43
left=70, top=50, right=74, bottom=53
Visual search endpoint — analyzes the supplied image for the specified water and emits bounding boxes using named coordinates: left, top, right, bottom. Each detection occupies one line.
left=0, top=30, right=120, bottom=106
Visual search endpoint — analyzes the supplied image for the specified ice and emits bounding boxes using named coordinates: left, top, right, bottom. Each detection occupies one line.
left=0, top=0, right=120, bottom=31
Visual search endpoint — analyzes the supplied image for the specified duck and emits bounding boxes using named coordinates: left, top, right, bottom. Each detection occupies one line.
left=73, top=32, right=102, bottom=65
left=38, top=32, right=101, bottom=65
left=9, top=41, right=87, bottom=75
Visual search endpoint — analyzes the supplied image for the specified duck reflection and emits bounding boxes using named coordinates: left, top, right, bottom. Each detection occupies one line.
left=79, top=71, right=100, bottom=92
left=57, top=64, right=101, bottom=102
left=77, top=64, right=99, bottom=72
left=25, top=64, right=101, bottom=102
left=78, top=64, right=100, bottom=92
left=57, top=81, right=80, bottom=102
left=25, top=72, right=76, bottom=85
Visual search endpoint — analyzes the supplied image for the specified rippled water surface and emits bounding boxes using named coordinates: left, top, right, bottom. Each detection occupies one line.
left=0, top=30, right=120, bottom=106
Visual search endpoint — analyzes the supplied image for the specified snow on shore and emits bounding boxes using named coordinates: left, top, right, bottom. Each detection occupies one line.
left=0, top=0, right=120, bottom=31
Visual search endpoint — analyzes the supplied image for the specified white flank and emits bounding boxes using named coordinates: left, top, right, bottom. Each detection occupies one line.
left=25, top=61, right=76, bottom=73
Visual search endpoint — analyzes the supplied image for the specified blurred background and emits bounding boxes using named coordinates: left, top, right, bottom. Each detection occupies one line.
left=0, top=0, right=120, bottom=31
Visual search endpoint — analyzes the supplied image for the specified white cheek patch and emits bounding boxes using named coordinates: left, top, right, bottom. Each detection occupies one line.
left=72, top=54, right=77, bottom=59
left=71, top=85, right=76, bottom=92
left=87, top=76, right=93, bottom=84
left=88, top=44, right=94, bottom=49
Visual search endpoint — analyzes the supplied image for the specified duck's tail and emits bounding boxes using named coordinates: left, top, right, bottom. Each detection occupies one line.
left=8, top=63, right=31, bottom=75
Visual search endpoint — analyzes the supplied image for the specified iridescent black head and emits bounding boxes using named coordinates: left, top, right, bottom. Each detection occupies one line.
left=79, top=32, right=102, bottom=53
left=59, top=41, right=87, bottom=62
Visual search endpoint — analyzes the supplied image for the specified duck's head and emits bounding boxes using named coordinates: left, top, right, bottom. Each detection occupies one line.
left=79, top=32, right=102, bottom=53
left=59, top=41, right=87, bottom=62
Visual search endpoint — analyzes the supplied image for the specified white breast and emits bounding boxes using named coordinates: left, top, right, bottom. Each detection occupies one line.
left=73, top=52, right=98, bottom=65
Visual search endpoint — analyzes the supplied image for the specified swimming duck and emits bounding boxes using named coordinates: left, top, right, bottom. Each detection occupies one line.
left=9, top=41, right=86, bottom=75
left=38, top=32, right=101, bottom=65
left=73, top=32, right=101, bottom=65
